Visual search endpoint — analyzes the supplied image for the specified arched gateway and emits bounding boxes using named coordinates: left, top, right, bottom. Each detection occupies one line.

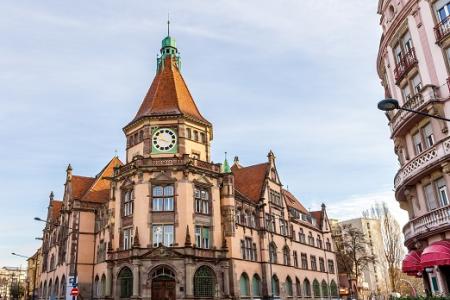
left=151, top=266, right=176, bottom=300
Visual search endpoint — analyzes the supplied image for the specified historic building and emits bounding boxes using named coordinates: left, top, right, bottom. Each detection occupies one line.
left=35, top=32, right=339, bottom=300
left=377, top=0, right=450, bottom=295
left=26, top=248, right=42, bottom=299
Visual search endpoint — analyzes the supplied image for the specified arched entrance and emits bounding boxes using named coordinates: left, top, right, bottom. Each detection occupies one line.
left=151, top=266, right=176, bottom=300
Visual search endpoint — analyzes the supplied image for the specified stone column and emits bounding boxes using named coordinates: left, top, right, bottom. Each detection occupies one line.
left=132, top=262, right=140, bottom=298
left=222, top=265, right=230, bottom=297
left=185, top=262, right=194, bottom=297
left=105, top=264, right=113, bottom=297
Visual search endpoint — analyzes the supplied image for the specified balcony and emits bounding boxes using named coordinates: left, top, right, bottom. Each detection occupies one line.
left=394, top=48, right=418, bottom=84
left=390, top=93, right=425, bottom=134
left=434, top=16, right=450, bottom=44
left=394, top=136, right=450, bottom=189
left=403, top=204, right=450, bottom=244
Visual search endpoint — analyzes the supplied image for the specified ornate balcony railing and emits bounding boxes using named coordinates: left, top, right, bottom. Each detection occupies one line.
left=390, top=93, right=425, bottom=133
left=394, top=48, right=418, bottom=83
left=403, top=204, right=450, bottom=242
left=394, top=137, right=450, bottom=189
left=434, top=16, right=450, bottom=43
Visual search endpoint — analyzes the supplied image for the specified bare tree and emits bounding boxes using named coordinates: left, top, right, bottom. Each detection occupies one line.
left=363, top=202, right=404, bottom=293
left=333, top=224, right=376, bottom=299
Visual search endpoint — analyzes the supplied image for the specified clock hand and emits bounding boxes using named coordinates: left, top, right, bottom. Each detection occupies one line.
left=158, top=136, right=169, bottom=143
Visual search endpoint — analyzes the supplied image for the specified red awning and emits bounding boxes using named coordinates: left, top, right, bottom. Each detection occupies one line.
left=402, top=250, right=422, bottom=275
left=421, top=240, right=450, bottom=268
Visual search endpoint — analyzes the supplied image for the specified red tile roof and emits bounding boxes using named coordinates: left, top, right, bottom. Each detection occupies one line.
left=50, top=200, right=63, bottom=221
left=133, top=57, right=210, bottom=125
left=310, top=210, right=323, bottom=227
left=71, top=176, right=96, bottom=200
left=282, top=189, right=308, bottom=214
left=231, top=163, right=269, bottom=203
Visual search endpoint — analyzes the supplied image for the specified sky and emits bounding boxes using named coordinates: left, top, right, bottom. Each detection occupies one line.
left=0, top=0, right=406, bottom=267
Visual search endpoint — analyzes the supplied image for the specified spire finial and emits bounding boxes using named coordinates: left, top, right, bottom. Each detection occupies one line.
left=167, top=14, right=170, bottom=36
left=222, top=152, right=231, bottom=173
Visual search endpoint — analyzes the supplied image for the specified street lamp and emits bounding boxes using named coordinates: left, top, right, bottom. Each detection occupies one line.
left=34, top=216, right=79, bottom=299
left=377, top=98, right=450, bottom=122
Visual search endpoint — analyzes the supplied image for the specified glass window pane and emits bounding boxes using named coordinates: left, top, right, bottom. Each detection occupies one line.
left=153, top=186, right=163, bottom=196
left=164, top=185, right=174, bottom=196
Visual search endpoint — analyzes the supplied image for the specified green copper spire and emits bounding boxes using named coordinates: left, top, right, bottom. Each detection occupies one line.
left=157, top=19, right=181, bottom=71
left=222, top=152, right=231, bottom=173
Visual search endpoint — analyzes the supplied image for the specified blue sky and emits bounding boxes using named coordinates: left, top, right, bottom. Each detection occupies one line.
left=0, top=0, right=404, bottom=267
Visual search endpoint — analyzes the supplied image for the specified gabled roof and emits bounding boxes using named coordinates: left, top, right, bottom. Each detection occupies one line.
left=282, top=189, right=308, bottom=214
left=71, top=157, right=123, bottom=203
left=231, top=162, right=269, bottom=203
left=310, top=210, right=323, bottom=228
left=132, top=57, right=210, bottom=125
left=50, top=200, right=63, bottom=222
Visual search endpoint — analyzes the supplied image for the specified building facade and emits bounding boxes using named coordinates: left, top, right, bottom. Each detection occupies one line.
left=26, top=248, right=42, bottom=299
left=336, top=218, right=389, bottom=299
left=376, top=0, right=450, bottom=295
left=35, top=32, right=339, bottom=300
left=0, top=266, right=27, bottom=299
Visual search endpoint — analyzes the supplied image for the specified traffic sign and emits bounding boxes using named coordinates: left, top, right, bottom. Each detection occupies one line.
left=70, top=287, right=79, bottom=296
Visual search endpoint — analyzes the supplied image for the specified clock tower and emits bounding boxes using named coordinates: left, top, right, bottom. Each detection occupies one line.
left=123, top=33, right=212, bottom=163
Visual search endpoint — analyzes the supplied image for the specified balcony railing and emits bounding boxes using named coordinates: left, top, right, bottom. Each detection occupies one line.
left=403, top=204, right=450, bottom=242
left=434, top=16, right=450, bottom=43
left=390, top=93, right=425, bottom=133
left=394, top=48, right=418, bottom=83
left=394, top=136, right=450, bottom=189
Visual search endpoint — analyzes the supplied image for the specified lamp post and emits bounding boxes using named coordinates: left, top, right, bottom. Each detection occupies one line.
left=11, top=254, right=30, bottom=300
left=377, top=98, right=450, bottom=122
left=35, top=216, right=79, bottom=300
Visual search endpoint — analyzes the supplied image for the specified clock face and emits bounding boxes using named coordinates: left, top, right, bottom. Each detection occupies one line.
left=152, top=128, right=177, bottom=153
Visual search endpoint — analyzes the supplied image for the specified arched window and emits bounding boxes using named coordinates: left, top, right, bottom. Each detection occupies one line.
left=330, top=280, right=338, bottom=298
left=286, top=276, right=293, bottom=296
left=151, top=266, right=175, bottom=280
left=303, top=278, right=311, bottom=297
left=283, top=246, right=290, bottom=265
left=269, top=242, right=277, bottom=263
left=94, top=275, right=100, bottom=297
left=252, top=274, right=262, bottom=297
left=239, top=273, right=250, bottom=296
left=48, top=279, right=53, bottom=298
left=50, top=254, right=55, bottom=270
left=271, top=275, right=280, bottom=296
left=61, top=275, right=66, bottom=298
left=317, top=235, right=322, bottom=248
left=321, top=280, right=329, bottom=297
left=43, top=281, right=47, bottom=299
left=118, top=267, right=133, bottom=298
left=101, top=274, right=106, bottom=297
left=54, top=277, right=59, bottom=298
left=313, top=279, right=321, bottom=298
left=194, top=266, right=215, bottom=297
left=296, top=277, right=301, bottom=297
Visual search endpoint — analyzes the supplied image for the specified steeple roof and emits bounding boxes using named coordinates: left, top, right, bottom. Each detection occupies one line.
left=131, top=35, right=210, bottom=126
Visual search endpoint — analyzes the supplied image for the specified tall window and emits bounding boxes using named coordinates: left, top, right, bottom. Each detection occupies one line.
left=122, top=228, right=133, bottom=250
left=186, top=128, right=192, bottom=139
left=194, top=186, right=211, bottom=215
left=319, top=257, right=325, bottom=272
left=303, top=278, right=311, bottom=297
left=195, top=226, right=210, bottom=249
left=412, top=73, right=422, bottom=94
left=328, top=259, right=335, bottom=274
left=239, top=273, right=250, bottom=297
left=241, top=237, right=257, bottom=261
left=286, top=276, right=293, bottom=297
left=401, top=85, right=411, bottom=101
left=308, top=232, right=315, bottom=246
left=118, top=267, right=133, bottom=298
left=279, top=219, right=287, bottom=235
left=252, top=275, right=262, bottom=297
left=296, top=278, right=302, bottom=297
left=152, top=224, right=174, bottom=247
left=265, top=214, right=275, bottom=232
left=326, top=238, right=332, bottom=251
left=250, top=212, right=256, bottom=228
left=437, top=1, right=450, bottom=21
left=301, top=253, right=308, bottom=269
left=123, top=190, right=134, bottom=217
left=269, top=242, right=277, bottom=263
left=283, top=246, right=290, bottom=265
left=271, top=275, right=280, bottom=296
left=194, top=266, right=215, bottom=297
left=330, top=280, right=338, bottom=298
left=293, top=251, right=298, bottom=267
left=436, top=177, right=449, bottom=206
left=423, top=123, right=434, bottom=148
left=316, top=235, right=322, bottom=248
left=152, top=185, right=174, bottom=212
left=413, top=132, right=423, bottom=155
left=310, top=255, right=317, bottom=271
left=313, top=279, right=321, bottom=298
left=269, top=190, right=282, bottom=206
left=299, top=228, right=306, bottom=243
left=424, top=183, right=438, bottom=210
left=321, top=280, right=329, bottom=298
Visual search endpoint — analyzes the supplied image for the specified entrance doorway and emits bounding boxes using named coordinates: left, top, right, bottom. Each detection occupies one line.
left=151, top=266, right=176, bottom=300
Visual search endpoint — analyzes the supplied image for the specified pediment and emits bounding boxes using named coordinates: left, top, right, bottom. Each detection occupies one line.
left=152, top=171, right=175, bottom=182
left=140, top=245, right=184, bottom=259
left=194, top=175, right=213, bottom=186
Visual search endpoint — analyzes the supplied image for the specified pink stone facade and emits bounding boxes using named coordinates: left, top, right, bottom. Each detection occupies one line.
left=377, top=0, right=450, bottom=295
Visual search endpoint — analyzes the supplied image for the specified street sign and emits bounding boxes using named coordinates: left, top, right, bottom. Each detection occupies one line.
left=70, top=287, right=79, bottom=296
